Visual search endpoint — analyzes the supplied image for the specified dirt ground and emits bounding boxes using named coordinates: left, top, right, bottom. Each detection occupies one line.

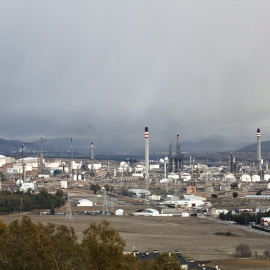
left=207, top=259, right=270, bottom=270
left=1, top=213, right=270, bottom=266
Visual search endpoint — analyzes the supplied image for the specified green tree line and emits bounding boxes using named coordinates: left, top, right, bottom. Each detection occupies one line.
left=0, top=217, right=182, bottom=270
left=219, top=211, right=270, bottom=225
left=0, top=189, right=64, bottom=214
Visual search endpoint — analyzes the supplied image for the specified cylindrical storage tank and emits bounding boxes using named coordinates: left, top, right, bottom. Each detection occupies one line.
left=204, top=186, right=214, bottom=192
left=78, top=175, right=82, bottom=181
left=264, top=174, right=270, bottom=181
left=73, top=175, right=77, bottom=181
left=221, top=185, right=231, bottom=192
left=267, top=183, right=270, bottom=190
left=224, top=175, right=236, bottom=183
left=241, top=185, right=249, bottom=191
left=241, top=174, right=251, bottom=182
left=61, top=181, right=67, bottom=189
left=252, top=175, right=260, bottom=182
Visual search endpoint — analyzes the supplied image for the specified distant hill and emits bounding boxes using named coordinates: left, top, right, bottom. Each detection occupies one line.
left=181, top=137, right=249, bottom=154
left=238, top=141, right=270, bottom=152
left=0, top=136, right=250, bottom=156
left=0, top=138, right=24, bottom=154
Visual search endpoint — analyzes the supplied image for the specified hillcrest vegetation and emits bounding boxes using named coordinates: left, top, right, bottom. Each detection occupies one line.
left=0, top=216, right=183, bottom=270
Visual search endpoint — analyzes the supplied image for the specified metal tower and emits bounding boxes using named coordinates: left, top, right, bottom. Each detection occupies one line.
left=257, top=128, right=262, bottom=176
left=168, top=143, right=173, bottom=172
left=91, top=142, right=94, bottom=177
left=21, top=144, right=25, bottom=182
left=102, top=189, right=109, bottom=216
left=65, top=193, right=73, bottom=221
left=175, top=134, right=181, bottom=173
left=71, top=137, right=74, bottom=160
left=120, top=169, right=123, bottom=187
left=38, top=135, right=44, bottom=174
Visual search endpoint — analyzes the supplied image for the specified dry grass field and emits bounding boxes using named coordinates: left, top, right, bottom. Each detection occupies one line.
left=1, top=212, right=270, bottom=268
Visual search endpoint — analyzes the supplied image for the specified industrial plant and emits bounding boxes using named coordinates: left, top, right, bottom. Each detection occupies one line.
left=1, top=127, right=270, bottom=267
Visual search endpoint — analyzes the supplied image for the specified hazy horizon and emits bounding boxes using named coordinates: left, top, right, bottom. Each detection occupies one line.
left=1, top=1, right=270, bottom=148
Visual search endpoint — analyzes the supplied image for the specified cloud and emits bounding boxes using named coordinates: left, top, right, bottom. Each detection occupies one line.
left=0, top=1, right=270, bottom=149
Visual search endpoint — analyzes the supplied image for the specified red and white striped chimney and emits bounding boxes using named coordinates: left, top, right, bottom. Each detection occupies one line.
left=145, top=127, right=149, bottom=179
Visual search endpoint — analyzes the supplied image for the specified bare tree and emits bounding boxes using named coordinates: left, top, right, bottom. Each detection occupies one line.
left=235, top=243, right=252, bottom=258
left=264, top=250, right=270, bottom=260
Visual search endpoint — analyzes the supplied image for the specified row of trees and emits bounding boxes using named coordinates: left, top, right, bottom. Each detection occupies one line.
left=219, top=211, right=270, bottom=225
left=0, top=217, right=182, bottom=270
left=0, top=189, right=65, bottom=214
left=90, top=184, right=114, bottom=194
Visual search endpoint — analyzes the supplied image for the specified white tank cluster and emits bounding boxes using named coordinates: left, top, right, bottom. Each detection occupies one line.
left=240, top=174, right=261, bottom=182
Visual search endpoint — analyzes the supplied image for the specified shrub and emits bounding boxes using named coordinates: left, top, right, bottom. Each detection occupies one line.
left=235, top=243, right=252, bottom=257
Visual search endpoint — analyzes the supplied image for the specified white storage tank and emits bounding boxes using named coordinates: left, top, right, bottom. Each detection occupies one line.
left=252, top=175, right=260, bottom=182
left=224, top=173, right=236, bottom=183
left=61, top=181, right=67, bottom=189
left=241, top=174, right=251, bottom=182
left=264, top=174, right=270, bottom=181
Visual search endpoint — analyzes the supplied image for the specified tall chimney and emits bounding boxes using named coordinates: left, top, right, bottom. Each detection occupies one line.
left=145, top=127, right=149, bottom=180
left=257, top=128, right=262, bottom=175
left=91, top=142, right=94, bottom=176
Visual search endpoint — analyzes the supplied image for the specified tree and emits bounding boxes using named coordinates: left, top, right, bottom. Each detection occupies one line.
left=0, top=216, right=55, bottom=270
left=55, top=189, right=64, bottom=197
left=264, top=250, right=270, bottom=260
left=233, top=192, right=238, bottom=198
left=256, top=191, right=261, bottom=195
left=235, top=243, right=252, bottom=257
left=90, top=184, right=101, bottom=194
left=211, top=194, right=218, bottom=198
left=104, top=184, right=110, bottom=193
left=152, top=252, right=182, bottom=270
left=81, top=219, right=126, bottom=270
left=45, top=223, right=79, bottom=269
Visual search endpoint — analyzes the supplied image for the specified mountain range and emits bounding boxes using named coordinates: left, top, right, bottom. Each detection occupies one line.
left=0, top=136, right=253, bottom=156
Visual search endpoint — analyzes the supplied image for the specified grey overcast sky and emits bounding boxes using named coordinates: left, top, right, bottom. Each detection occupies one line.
left=1, top=0, right=270, bottom=149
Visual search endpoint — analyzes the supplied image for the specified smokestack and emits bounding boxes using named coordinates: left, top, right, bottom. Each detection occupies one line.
left=145, top=127, right=149, bottom=179
left=91, top=142, right=94, bottom=176
left=257, top=128, right=262, bottom=174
